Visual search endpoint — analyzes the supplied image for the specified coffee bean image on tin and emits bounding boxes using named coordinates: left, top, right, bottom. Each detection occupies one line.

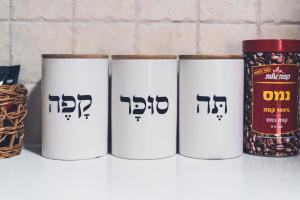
left=243, top=39, right=300, bottom=157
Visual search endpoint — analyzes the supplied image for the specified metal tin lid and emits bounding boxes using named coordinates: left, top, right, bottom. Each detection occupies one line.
left=111, top=55, right=177, bottom=59
left=42, top=54, right=109, bottom=59
left=179, top=54, right=242, bottom=59
left=243, top=39, right=300, bottom=53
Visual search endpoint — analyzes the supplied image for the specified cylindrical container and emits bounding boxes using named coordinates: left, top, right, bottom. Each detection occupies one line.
left=179, top=55, right=244, bottom=159
left=243, top=39, right=300, bottom=157
left=111, top=55, right=177, bottom=159
left=42, top=54, right=108, bottom=160
left=0, top=84, right=27, bottom=159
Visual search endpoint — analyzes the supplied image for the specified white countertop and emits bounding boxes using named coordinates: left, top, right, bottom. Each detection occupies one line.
left=0, top=145, right=299, bottom=200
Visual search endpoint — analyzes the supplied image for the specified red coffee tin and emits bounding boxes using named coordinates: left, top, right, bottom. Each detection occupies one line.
left=243, top=39, right=300, bottom=157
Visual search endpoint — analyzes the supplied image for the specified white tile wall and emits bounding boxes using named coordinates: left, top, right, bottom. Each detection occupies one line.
left=0, top=0, right=298, bottom=144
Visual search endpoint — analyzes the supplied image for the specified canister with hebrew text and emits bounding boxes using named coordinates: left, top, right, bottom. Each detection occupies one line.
left=42, top=54, right=109, bottom=160
left=243, top=39, right=300, bottom=157
left=112, top=55, right=177, bottom=159
left=179, top=55, right=244, bottom=159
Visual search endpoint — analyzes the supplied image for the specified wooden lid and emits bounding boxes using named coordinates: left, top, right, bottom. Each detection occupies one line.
left=112, top=55, right=177, bottom=60
left=42, top=54, right=109, bottom=59
left=179, top=54, right=243, bottom=59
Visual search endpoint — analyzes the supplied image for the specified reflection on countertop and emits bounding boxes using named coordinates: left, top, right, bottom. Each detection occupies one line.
left=0, top=145, right=299, bottom=200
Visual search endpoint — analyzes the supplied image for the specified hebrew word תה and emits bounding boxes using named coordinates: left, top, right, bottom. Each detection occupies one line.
left=120, top=95, right=169, bottom=122
left=197, top=95, right=227, bottom=121
left=48, top=94, right=92, bottom=120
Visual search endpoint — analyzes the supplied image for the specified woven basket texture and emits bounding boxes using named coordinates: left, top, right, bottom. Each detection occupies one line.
left=0, top=84, right=27, bottom=159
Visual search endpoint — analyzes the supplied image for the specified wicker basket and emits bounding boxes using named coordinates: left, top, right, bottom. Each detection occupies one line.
left=0, top=84, right=27, bottom=158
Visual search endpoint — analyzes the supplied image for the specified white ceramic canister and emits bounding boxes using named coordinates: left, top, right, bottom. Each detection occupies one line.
left=179, top=55, right=244, bottom=159
left=111, top=55, right=177, bottom=159
left=42, top=54, right=108, bottom=160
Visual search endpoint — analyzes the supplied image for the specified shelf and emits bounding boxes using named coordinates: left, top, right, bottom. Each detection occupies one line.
left=0, top=145, right=299, bottom=200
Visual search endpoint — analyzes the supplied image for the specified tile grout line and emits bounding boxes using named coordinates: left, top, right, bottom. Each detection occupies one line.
left=8, top=0, right=12, bottom=65
left=196, top=0, right=200, bottom=54
left=257, top=0, right=261, bottom=38
left=5, top=18, right=300, bottom=25
left=71, top=0, right=76, bottom=54
left=134, top=0, right=138, bottom=54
